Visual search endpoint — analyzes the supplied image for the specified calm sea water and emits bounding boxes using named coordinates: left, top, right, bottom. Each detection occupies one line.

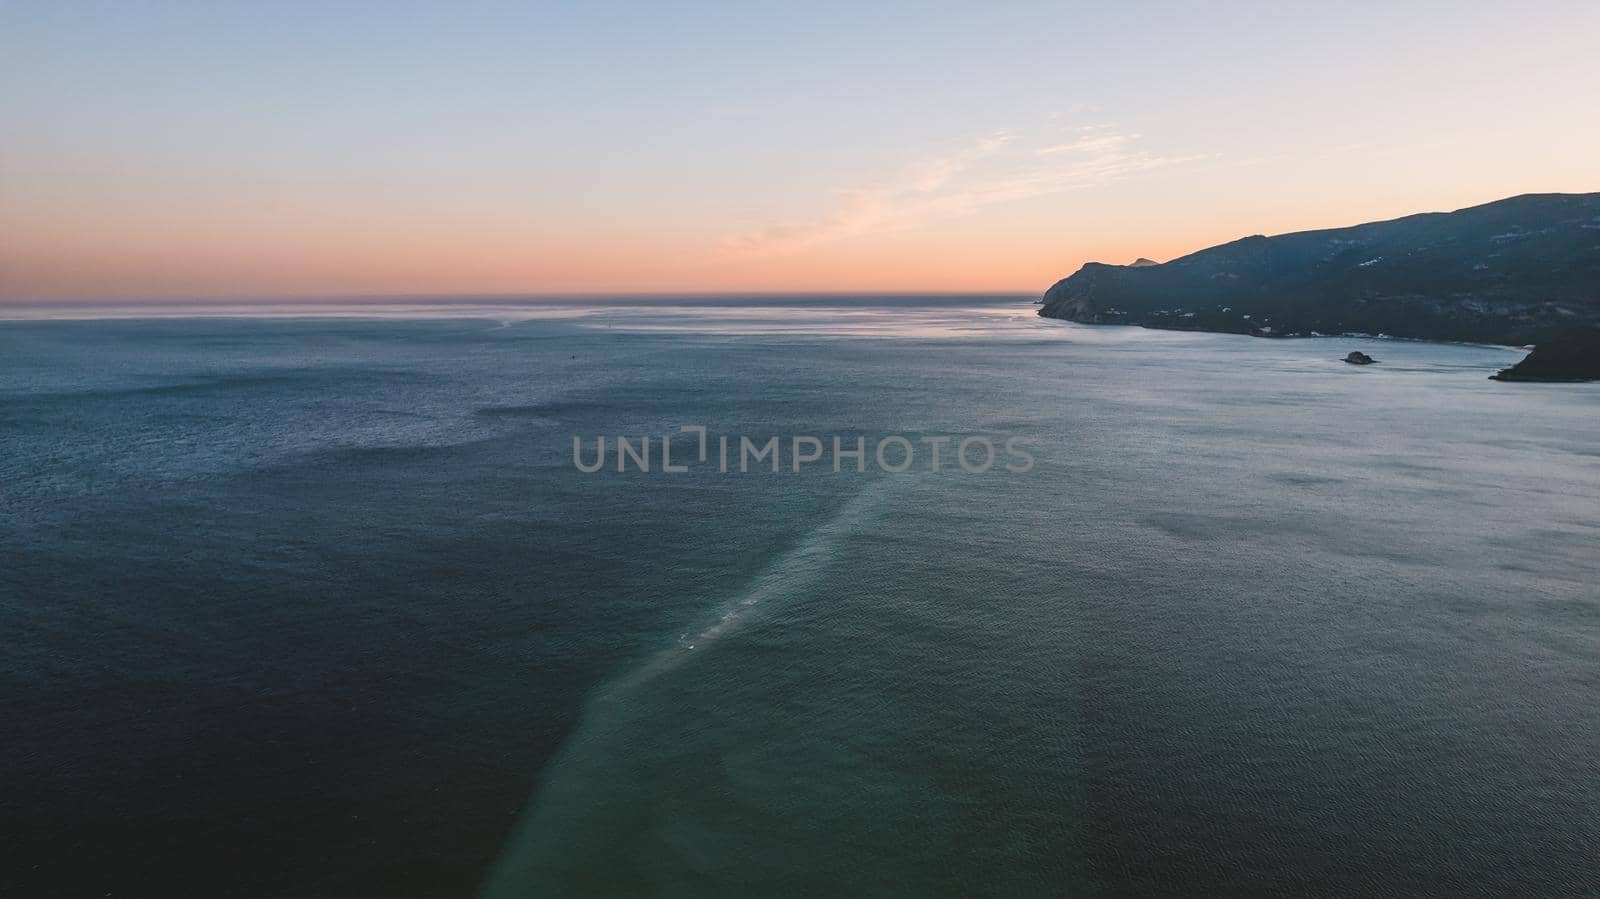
left=2, top=298, right=1597, bottom=897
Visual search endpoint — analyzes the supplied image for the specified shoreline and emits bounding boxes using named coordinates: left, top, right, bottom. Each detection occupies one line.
left=1031, top=312, right=1530, bottom=352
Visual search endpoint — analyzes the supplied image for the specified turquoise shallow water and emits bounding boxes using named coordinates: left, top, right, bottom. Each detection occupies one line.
left=2, top=298, right=1598, bottom=896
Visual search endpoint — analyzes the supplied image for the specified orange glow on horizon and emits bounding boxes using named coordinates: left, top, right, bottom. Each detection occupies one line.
left=7, top=185, right=1593, bottom=303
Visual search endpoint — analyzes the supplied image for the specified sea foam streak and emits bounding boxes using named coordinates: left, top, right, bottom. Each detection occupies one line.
left=479, top=478, right=896, bottom=895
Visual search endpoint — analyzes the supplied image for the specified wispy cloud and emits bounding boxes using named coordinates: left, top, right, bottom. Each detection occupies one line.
left=1036, top=125, right=1138, bottom=157
left=724, top=126, right=1194, bottom=255
left=903, top=131, right=1012, bottom=191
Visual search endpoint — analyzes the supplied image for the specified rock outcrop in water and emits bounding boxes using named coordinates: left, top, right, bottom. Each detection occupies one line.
left=1039, top=193, right=1600, bottom=345
left=1489, top=328, right=1600, bottom=382
left=1343, top=351, right=1377, bottom=365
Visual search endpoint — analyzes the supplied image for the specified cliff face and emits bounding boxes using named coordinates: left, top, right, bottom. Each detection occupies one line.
left=1490, top=327, right=1600, bottom=382
left=1039, top=193, right=1600, bottom=345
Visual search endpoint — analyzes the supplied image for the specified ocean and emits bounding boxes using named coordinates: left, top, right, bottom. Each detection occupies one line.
left=2, top=297, right=1597, bottom=896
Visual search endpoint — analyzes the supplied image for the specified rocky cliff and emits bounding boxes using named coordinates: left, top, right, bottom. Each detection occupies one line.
left=1039, top=193, right=1600, bottom=345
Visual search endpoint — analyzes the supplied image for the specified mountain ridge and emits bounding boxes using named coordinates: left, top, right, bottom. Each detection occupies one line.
left=1038, top=193, right=1600, bottom=345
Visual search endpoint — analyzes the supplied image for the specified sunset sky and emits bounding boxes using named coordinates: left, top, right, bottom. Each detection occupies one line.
left=3, top=1, right=1598, bottom=302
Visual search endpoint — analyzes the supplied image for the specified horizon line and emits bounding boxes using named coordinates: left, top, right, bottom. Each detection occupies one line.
left=0, top=289, right=1043, bottom=308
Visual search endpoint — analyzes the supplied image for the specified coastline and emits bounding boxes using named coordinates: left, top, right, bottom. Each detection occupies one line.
left=1031, top=311, right=1532, bottom=352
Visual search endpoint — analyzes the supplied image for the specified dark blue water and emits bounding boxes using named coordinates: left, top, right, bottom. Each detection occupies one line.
left=2, top=299, right=1597, bottom=896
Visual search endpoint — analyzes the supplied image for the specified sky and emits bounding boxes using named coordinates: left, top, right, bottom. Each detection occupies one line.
left=2, top=0, right=1598, bottom=302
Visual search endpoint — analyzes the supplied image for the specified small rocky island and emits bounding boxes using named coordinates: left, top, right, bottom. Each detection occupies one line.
left=1490, top=328, right=1600, bottom=382
left=1344, top=351, right=1377, bottom=365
